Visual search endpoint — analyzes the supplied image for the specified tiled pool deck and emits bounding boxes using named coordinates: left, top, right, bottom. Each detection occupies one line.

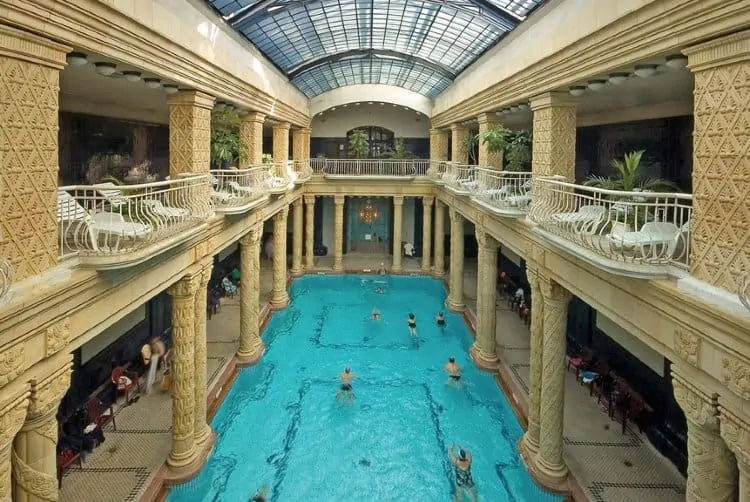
left=59, top=255, right=685, bottom=502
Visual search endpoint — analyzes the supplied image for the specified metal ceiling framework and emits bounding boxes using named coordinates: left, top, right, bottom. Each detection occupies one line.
left=206, top=0, right=545, bottom=98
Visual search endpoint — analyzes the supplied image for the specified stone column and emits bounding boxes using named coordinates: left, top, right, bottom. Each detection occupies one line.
left=471, top=229, right=499, bottom=370
left=392, top=196, right=404, bottom=273
left=477, top=113, right=503, bottom=168
left=0, top=395, right=29, bottom=502
left=302, top=128, right=312, bottom=161
left=684, top=31, right=750, bottom=294
left=290, top=198, right=304, bottom=275
left=535, top=275, right=571, bottom=486
left=333, top=195, right=345, bottom=271
left=12, top=360, right=71, bottom=502
left=421, top=197, right=434, bottom=273
left=272, top=122, right=291, bottom=164
left=522, top=265, right=544, bottom=455
left=292, top=128, right=305, bottom=162
left=429, top=127, right=450, bottom=161
left=239, top=112, right=265, bottom=165
left=720, top=407, right=750, bottom=501
left=304, top=195, right=315, bottom=269
left=446, top=208, right=465, bottom=311
left=237, top=226, right=264, bottom=365
left=672, top=372, right=737, bottom=502
left=168, top=91, right=214, bottom=177
left=450, top=124, right=469, bottom=164
left=433, top=200, right=446, bottom=277
left=529, top=92, right=577, bottom=181
left=270, top=206, right=290, bottom=309
left=0, top=26, right=69, bottom=282
left=193, top=260, right=213, bottom=447
left=166, top=274, right=200, bottom=471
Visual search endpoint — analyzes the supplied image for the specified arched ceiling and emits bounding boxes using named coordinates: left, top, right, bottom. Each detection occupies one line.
left=206, top=0, right=546, bottom=99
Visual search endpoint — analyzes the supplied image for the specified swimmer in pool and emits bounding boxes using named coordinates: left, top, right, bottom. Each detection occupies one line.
left=371, top=308, right=381, bottom=321
left=250, top=485, right=268, bottom=502
left=407, top=313, right=417, bottom=336
left=375, top=286, right=384, bottom=294
left=336, top=367, right=356, bottom=402
left=448, top=444, right=476, bottom=501
left=436, top=312, right=446, bottom=327
left=444, top=356, right=462, bottom=384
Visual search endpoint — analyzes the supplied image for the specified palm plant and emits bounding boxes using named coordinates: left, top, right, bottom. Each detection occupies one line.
left=348, top=129, right=370, bottom=158
left=583, top=150, right=680, bottom=192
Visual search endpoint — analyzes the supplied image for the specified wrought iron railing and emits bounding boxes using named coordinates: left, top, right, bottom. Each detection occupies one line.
left=470, top=168, right=533, bottom=217
left=309, top=158, right=429, bottom=177
left=210, top=166, right=271, bottom=214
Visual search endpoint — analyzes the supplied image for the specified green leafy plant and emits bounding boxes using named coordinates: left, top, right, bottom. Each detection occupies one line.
left=382, top=138, right=413, bottom=159
left=262, top=154, right=274, bottom=164
left=583, top=150, right=680, bottom=192
left=505, top=131, right=532, bottom=171
left=459, top=133, right=478, bottom=164
left=348, top=129, right=370, bottom=158
left=210, top=129, right=241, bottom=168
left=479, top=126, right=512, bottom=158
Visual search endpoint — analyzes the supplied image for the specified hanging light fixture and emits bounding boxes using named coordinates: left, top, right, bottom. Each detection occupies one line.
left=358, top=199, right=380, bottom=224
left=66, top=52, right=88, bottom=66
left=144, top=78, right=161, bottom=89
left=569, top=86, right=586, bottom=96
left=94, top=62, right=117, bottom=76
left=123, top=71, right=142, bottom=82
left=517, top=103, right=529, bottom=110
left=634, top=64, right=658, bottom=78
left=665, top=55, right=688, bottom=69
left=163, top=84, right=179, bottom=94
left=608, top=73, right=629, bottom=85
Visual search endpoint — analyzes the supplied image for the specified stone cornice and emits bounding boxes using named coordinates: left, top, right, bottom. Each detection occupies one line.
left=0, top=0, right=310, bottom=126
left=684, top=29, right=750, bottom=71
left=0, top=24, right=70, bottom=68
left=430, top=0, right=750, bottom=127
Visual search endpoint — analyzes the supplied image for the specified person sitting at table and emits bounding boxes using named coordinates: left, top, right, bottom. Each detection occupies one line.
left=59, top=408, right=105, bottom=460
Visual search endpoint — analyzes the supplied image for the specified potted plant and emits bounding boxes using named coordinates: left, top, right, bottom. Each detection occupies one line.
left=210, top=129, right=240, bottom=169
left=348, top=128, right=370, bottom=158
left=505, top=131, right=532, bottom=172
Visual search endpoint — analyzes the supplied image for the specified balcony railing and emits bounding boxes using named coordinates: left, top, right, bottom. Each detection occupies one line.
left=292, top=160, right=312, bottom=183
left=210, top=166, right=271, bottom=214
left=528, top=177, right=692, bottom=278
left=435, top=163, right=476, bottom=194
left=57, top=175, right=212, bottom=269
left=470, top=168, right=533, bottom=217
left=310, top=159, right=429, bottom=179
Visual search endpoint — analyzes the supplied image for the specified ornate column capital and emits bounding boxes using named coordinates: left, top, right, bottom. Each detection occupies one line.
left=422, top=196, right=434, bottom=206
left=304, top=194, right=316, bottom=205
left=683, top=29, right=750, bottom=72
left=272, top=121, right=291, bottom=132
left=719, top=407, right=750, bottom=468
left=538, top=275, right=570, bottom=306
left=529, top=91, right=578, bottom=111
left=477, top=112, right=501, bottom=126
left=393, top=195, right=404, bottom=207
left=334, top=194, right=345, bottom=206
left=671, top=371, right=719, bottom=431
left=292, top=197, right=303, bottom=208
left=450, top=123, right=468, bottom=132
left=475, top=228, right=498, bottom=250
left=240, top=226, right=263, bottom=247
left=43, top=317, right=72, bottom=357
left=449, top=207, right=462, bottom=224
left=0, top=395, right=29, bottom=448
left=25, top=362, right=72, bottom=426
left=166, top=90, right=215, bottom=111
left=198, top=259, right=213, bottom=287
left=167, top=274, right=201, bottom=299
left=275, top=205, right=289, bottom=221
left=239, top=111, right=266, bottom=124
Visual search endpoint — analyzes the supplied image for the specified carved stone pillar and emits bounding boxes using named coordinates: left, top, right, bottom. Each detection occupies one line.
left=239, top=112, right=265, bottom=165
left=292, top=128, right=305, bottom=162
left=446, top=208, right=465, bottom=311
left=522, top=265, right=544, bottom=455
left=166, top=274, right=200, bottom=470
left=301, top=128, right=311, bottom=161
left=333, top=195, right=344, bottom=271
left=433, top=200, right=445, bottom=277
left=290, top=199, right=304, bottom=275
left=684, top=31, right=750, bottom=293
left=270, top=207, right=290, bottom=309
left=272, top=122, right=290, bottom=163
left=237, top=227, right=264, bottom=365
left=429, top=127, right=449, bottom=161
left=535, top=275, right=571, bottom=486
left=471, top=229, right=499, bottom=370
left=0, top=26, right=69, bottom=281
left=720, top=407, right=750, bottom=501
left=477, top=113, right=503, bottom=168
left=12, top=361, right=71, bottom=502
left=304, top=195, right=315, bottom=269
left=529, top=92, right=577, bottom=181
left=421, top=197, right=433, bottom=273
left=0, top=395, right=29, bottom=502
left=392, top=196, right=404, bottom=273
left=672, top=372, right=737, bottom=502
left=168, top=90, right=214, bottom=177
left=193, top=260, right=213, bottom=447
left=450, top=124, right=469, bottom=164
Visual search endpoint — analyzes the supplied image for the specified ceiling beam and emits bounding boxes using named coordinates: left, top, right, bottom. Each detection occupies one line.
left=288, top=49, right=457, bottom=79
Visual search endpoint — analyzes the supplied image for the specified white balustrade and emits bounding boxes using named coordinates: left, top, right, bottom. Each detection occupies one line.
left=320, top=159, right=417, bottom=178
left=441, top=163, right=477, bottom=194
left=210, top=166, right=272, bottom=214
left=426, top=160, right=447, bottom=181
left=470, top=169, right=533, bottom=217
left=529, top=176, right=693, bottom=275
left=292, top=160, right=313, bottom=182
left=57, top=175, right=212, bottom=268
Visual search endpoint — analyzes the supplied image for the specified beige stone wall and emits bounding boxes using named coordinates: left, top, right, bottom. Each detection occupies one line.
left=429, top=128, right=449, bottom=161
left=167, top=91, right=214, bottom=177
left=450, top=124, right=469, bottom=164
left=477, top=113, right=503, bottom=169
left=239, top=112, right=265, bottom=166
left=530, top=92, right=577, bottom=181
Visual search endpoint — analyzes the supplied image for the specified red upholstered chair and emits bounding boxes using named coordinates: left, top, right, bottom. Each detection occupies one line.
left=567, top=347, right=595, bottom=378
left=86, top=395, right=115, bottom=431
left=111, top=366, right=140, bottom=405
left=57, top=424, right=82, bottom=488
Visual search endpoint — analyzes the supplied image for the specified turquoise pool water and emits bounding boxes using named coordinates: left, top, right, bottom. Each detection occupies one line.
left=169, top=275, right=561, bottom=502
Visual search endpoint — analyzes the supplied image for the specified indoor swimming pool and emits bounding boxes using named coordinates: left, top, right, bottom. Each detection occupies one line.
left=168, top=275, right=561, bottom=502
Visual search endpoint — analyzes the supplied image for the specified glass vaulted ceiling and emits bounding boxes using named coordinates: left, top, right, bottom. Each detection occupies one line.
left=207, top=0, right=545, bottom=98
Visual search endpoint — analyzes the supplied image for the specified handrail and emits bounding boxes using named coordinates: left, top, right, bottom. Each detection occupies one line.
left=209, top=166, right=271, bottom=213
left=308, top=158, right=431, bottom=177
left=470, top=168, right=533, bottom=217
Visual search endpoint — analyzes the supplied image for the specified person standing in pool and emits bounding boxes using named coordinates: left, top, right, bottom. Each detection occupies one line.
left=336, top=367, right=356, bottom=402
left=407, top=313, right=417, bottom=336
left=371, top=308, right=381, bottom=321
left=448, top=444, right=476, bottom=501
left=444, top=357, right=462, bottom=385
left=377, top=262, right=387, bottom=275
left=250, top=485, right=268, bottom=502
left=436, top=312, right=446, bottom=328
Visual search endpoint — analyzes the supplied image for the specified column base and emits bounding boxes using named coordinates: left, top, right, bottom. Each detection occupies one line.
left=445, top=297, right=465, bottom=312
left=392, top=266, right=403, bottom=274
left=534, top=455, right=569, bottom=489
left=470, top=344, right=499, bottom=371
left=194, top=424, right=213, bottom=447
left=290, top=265, right=304, bottom=276
left=519, top=431, right=540, bottom=457
left=432, top=270, right=445, bottom=279
left=165, top=431, right=216, bottom=484
left=517, top=438, right=570, bottom=495
left=333, top=261, right=343, bottom=272
left=269, top=292, right=290, bottom=310
left=236, top=343, right=265, bottom=367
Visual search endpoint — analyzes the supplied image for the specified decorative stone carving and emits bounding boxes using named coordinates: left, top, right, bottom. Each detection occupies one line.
left=11, top=448, right=57, bottom=501
left=292, top=128, right=306, bottom=162
left=523, top=267, right=544, bottom=453
left=193, top=259, right=213, bottom=445
left=167, top=91, right=214, bottom=177
left=239, top=112, right=265, bottom=165
left=27, top=367, right=72, bottom=423
left=0, top=345, right=26, bottom=388
left=685, top=32, right=750, bottom=293
left=333, top=195, right=345, bottom=271
left=238, top=226, right=264, bottom=364
left=272, top=122, right=291, bottom=163
left=429, top=128, right=449, bottom=161
left=721, top=354, right=750, bottom=400
left=44, top=317, right=71, bottom=356
left=530, top=92, right=577, bottom=181
left=477, top=113, right=503, bottom=168
left=720, top=407, right=750, bottom=470
left=433, top=200, right=445, bottom=276
left=270, top=207, right=290, bottom=308
left=0, top=396, right=29, bottom=501
left=304, top=196, right=315, bottom=269
left=291, top=198, right=304, bottom=275
left=450, top=124, right=469, bottom=164
left=674, top=327, right=701, bottom=367
left=472, top=230, right=499, bottom=368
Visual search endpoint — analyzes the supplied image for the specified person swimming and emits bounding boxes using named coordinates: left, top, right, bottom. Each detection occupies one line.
left=375, top=286, right=384, bottom=294
left=336, top=367, right=356, bottom=402
left=371, top=308, right=381, bottom=320
left=444, top=356, right=461, bottom=382
left=250, top=485, right=268, bottom=502
left=407, top=313, right=417, bottom=336
left=436, top=312, right=446, bottom=327
left=448, top=444, right=476, bottom=501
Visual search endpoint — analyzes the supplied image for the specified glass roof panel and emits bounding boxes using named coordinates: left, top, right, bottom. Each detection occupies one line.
left=204, top=0, right=545, bottom=98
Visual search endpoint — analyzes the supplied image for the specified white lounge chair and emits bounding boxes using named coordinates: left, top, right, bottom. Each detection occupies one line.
left=226, top=180, right=257, bottom=196
left=97, top=182, right=189, bottom=219
left=607, top=221, right=682, bottom=259
left=552, top=205, right=606, bottom=232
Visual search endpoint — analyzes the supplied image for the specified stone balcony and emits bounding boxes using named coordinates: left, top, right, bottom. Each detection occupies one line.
left=209, top=166, right=272, bottom=215
left=311, top=158, right=428, bottom=179
left=528, top=176, right=693, bottom=279
left=57, top=175, right=212, bottom=269
left=470, top=168, right=533, bottom=218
